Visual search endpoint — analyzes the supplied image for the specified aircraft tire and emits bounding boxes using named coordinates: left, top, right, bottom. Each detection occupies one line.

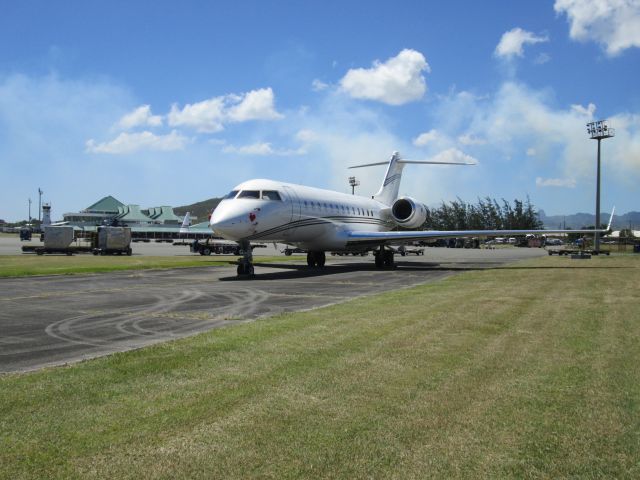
left=317, top=251, right=326, bottom=267
left=307, top=252, right=316, bottom=267
left=383, top=250, right=395, bottom=268
left=237, top=262, right=255, bottom=278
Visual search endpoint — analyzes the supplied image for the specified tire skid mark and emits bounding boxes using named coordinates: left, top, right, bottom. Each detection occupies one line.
left=41, top=288, right=273, bottom=350
left=45, top=290, right=203, bottom=346
left=114, top=290, right=204, bottom=337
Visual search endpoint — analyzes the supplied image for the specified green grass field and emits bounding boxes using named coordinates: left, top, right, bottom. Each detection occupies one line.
left=1, top=255, right=638, bottom=478
left=0, top=255, right=301, bottom=277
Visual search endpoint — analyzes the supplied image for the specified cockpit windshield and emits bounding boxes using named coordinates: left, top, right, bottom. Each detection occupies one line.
left=261, top=191, right=282, bottom=201
left=237, top=190, right=260, bottom=199
left=224, top=190, right=239, bottom=200
left=233, top=190, right=283, bottom=201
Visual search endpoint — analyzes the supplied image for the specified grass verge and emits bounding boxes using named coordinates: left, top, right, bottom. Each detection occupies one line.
left=1, top=254, right=638, bottom=478
left=0, top=255, right=301, bottom=277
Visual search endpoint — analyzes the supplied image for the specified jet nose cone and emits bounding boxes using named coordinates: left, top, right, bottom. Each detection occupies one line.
left=210, top=206, right=250, bottom=240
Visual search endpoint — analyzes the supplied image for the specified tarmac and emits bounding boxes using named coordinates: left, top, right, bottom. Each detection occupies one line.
left=0, top=234, right=546, bottom=373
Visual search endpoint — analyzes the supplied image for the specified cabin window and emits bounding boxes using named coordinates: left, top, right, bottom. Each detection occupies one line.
left=261, top=190, right=282, bottom=201
left=237, top=190, right=260, bottom=199
left=224, top=190, right=239, bottom=199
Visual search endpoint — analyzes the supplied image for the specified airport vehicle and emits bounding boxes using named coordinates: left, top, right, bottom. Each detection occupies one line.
left=190, top=239, right=266, bottom=255
left=19, top=227, right=32, bottom=241
left=330, top=251, right=368, bottom=256
left=22, top=244, right=93, bottom=256
left=282, top=247, right=306, bottom=256
left=545, top=238, right=564, bottom=246
left=22, top=226, right=91, bottom=255
left=395, top=245, right=424, bottom=256
left=547, top=248, right=610, bottom=256
left=210, top=151, right=614, bottom=277
left=92, top=226, right=132, bottom=255
left=191, top=239, right=231, bottom=255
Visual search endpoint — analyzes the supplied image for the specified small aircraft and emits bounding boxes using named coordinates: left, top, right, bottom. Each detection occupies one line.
left=210, top=152, right=613, bottom=277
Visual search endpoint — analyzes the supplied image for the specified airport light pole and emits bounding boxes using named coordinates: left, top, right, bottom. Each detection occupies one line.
left=28, top=198, right=32, bottom=223
left=586, top=120, right=614, bottom=253
left=348, top=176, right=360, bottom=195
left=38, top=188, right=43, bottom=222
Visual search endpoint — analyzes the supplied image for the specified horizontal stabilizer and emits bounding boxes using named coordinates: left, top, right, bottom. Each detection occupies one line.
left=349, top=159, right=475, bottom=169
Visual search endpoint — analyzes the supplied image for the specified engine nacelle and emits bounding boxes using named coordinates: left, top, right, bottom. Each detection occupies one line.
left=390, top=196, right=428, bottom=229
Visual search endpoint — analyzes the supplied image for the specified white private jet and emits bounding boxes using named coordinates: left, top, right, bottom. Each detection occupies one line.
left=210, top=152, right=613, bottom=277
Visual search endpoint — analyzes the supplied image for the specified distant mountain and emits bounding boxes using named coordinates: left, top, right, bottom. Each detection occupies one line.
left=539, top=210, right=640, bottom=230
left=174, top=198, right=222, bottom=223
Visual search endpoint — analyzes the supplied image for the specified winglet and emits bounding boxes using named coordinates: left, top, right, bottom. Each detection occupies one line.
left=606, top=207, right=615, bottom=231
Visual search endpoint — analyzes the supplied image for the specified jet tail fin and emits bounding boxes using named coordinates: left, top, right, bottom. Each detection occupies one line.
left=606, top=207, right=615, bottom=231
left=179, top=212, right=191, bottom=233
left=348, top=151, right=475, bottom=206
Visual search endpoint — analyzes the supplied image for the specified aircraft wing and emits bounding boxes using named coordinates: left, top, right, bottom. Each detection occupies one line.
left=346, top=209, right=615, bottom=247
left=346, top=228, right=601, bottom=247
left=346, top=227, right=609, bottom=247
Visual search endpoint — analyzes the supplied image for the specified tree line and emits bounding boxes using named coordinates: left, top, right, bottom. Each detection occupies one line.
left=421, top=197, right=543, bottom=231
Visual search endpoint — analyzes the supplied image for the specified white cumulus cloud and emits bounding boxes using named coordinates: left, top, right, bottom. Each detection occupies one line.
left=458, top=133, right=487, bottom=146
left=340, top=49, right=430, bottom=105
left=85, top=130, right=187, bottom=154
left=223, top=142, right=305, bottom=156
left=495, top=28, right=549, bottom=58
left=311, top=79, right=329, bottom=91
left=429, top=148, right=478, bottom=165
left=413, top=129, right=441, bottom=146
left=168, top=87, right=282, bottom=133
left=226, top=88, right=283, bottom=122
left=536, top=177, right=577, bottom=188
left=117, top=105, right=162, bottom=129
left=168, top=97, right=226, bottom=133
left=555, top=0, right=640, bottom=55
left=433, top=81, right=640, bottom=184
left=296, top=129, right=318, bottom=143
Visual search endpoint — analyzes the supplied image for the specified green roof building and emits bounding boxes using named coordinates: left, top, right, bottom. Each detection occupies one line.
left=83, top=195, right=126, bottom=214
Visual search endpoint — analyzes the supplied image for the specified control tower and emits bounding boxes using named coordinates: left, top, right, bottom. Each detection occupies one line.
left=42, top=203, right=52, bottom=226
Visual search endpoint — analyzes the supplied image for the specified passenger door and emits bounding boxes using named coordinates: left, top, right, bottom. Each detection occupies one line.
left=282, top=186, right=301, bottom=240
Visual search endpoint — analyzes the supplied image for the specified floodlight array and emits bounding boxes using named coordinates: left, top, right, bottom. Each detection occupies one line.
left=587, top=120, right=615, bottom=139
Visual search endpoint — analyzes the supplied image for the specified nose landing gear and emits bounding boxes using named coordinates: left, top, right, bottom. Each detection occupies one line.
left=236, top=240, right=255, bottom=278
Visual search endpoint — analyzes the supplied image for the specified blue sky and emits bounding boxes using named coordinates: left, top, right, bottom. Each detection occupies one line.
left=1, top=0, right=639, bottom=221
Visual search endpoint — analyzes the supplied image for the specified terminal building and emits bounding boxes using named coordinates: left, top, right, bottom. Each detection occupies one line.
left=62, top=195, right=215, bottom=240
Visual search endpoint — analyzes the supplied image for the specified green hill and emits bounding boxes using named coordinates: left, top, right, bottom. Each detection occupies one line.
left=174, top=198, right=222, bottom=223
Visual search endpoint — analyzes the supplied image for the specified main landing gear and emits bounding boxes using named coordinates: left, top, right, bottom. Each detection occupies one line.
left=236, top=240, right=255, bottom=278
left=374, top=246, right=395, bottom=269
left=307, top=251, right=326, bottom=267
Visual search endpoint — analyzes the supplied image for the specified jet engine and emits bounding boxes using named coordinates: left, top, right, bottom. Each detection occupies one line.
left=390, top=196, right=428, bottom=229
